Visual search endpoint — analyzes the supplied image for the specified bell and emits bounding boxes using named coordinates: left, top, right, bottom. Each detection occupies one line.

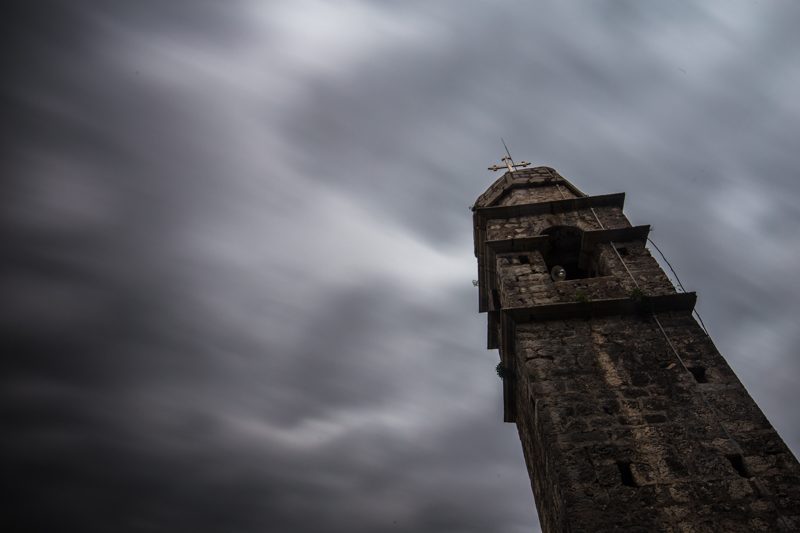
left=551, top=265, right=567, bottom=282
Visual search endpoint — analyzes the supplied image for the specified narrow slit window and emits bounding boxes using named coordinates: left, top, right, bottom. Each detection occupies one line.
left=617, top=461, right=637, bottom=487
left=726, top=454, right=751, bottom=478
left=688, top=366, right=708, bottom=383
left=518, top=255, right=530, bottom=264
left=616, top=246, right=629, bottom=256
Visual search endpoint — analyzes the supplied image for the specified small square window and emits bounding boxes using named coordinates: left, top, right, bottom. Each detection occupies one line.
left=688, top=366, right=707, bottom=383
left=726, top=454, right=751, bottom=478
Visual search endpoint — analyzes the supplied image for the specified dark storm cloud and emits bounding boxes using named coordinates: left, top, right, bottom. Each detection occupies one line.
left=3, top=1, right=800, bottom=532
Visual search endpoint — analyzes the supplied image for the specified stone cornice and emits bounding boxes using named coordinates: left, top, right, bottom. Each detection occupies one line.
left=505, top=292, right=696, bottom=323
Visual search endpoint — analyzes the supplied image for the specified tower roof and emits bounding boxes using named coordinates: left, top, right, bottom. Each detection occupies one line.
left=472, top=166, right=586, bottom=210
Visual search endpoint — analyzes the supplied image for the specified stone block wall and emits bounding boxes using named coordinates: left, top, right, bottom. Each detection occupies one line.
left=498, top=185, right=578, bottom=206
left=486, top=206, right=630, bottom=242
left=511, top=315, right=800, bottom=532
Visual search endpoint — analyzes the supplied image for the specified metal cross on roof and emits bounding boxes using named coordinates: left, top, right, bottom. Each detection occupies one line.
left=488, top=138, right=531, bottom=172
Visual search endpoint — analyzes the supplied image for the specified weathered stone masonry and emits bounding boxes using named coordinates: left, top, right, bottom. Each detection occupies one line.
left=472, top=167, right=800, bottom=532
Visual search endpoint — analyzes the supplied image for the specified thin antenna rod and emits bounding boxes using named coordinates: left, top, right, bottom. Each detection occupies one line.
left=501, top=138, right=513, bottom=161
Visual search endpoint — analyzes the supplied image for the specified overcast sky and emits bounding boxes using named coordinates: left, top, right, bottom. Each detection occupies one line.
left=3, top=2, right=800, bottom=532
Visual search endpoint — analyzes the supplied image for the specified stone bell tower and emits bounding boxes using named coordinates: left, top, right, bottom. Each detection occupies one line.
left=472, top=165, right=800, bottom=532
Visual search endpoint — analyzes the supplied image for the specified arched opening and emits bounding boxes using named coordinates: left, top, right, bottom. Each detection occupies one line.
left=540, top=225, right=601, bottom=281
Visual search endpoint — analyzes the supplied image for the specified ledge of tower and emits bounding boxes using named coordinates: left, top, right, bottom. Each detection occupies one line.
left=472, top=166, right=586, bottom=209
left=504, top=292, right=697, bottom=323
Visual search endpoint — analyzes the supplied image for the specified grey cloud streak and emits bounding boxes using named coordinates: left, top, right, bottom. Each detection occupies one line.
left=3, top=1, right=800, bottom=532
